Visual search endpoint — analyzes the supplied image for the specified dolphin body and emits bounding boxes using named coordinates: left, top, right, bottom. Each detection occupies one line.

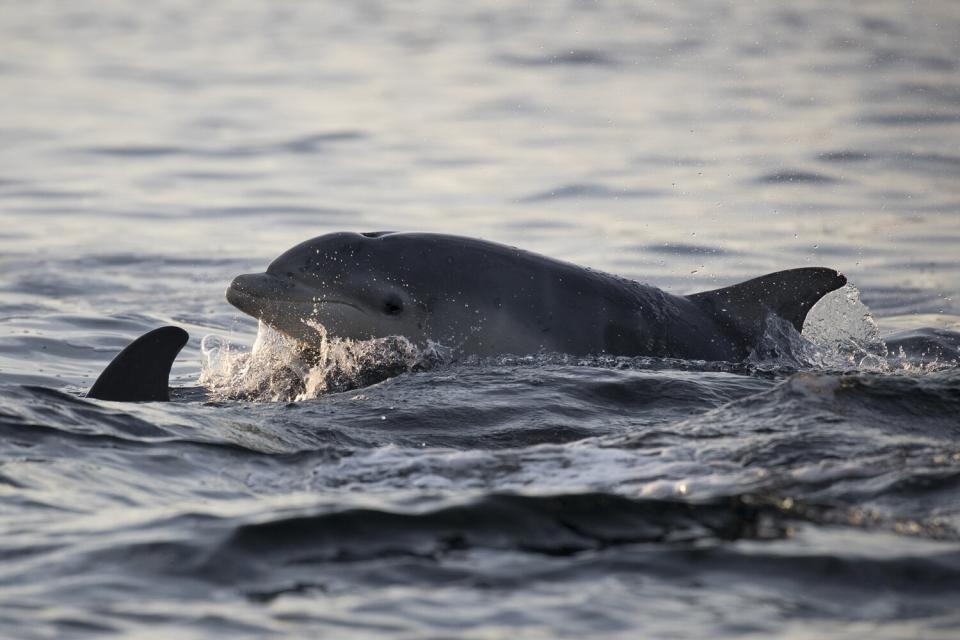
left=226, top=232, right=847, bottom=362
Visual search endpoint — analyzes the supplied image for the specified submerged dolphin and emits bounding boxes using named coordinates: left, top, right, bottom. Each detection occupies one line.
left=226, top=232, right=847, bottom=361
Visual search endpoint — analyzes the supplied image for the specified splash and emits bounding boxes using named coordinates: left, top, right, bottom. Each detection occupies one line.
left=750, top=283, right=955, bottom=373
left=199, top=322, right=443, bottom=402
left=737, top=284, right=883, bottom=369
left=802, top=283, right=886, bottom=363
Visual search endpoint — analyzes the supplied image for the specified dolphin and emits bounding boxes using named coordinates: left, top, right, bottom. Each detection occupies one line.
left=225, top=232, right=847, bottom=361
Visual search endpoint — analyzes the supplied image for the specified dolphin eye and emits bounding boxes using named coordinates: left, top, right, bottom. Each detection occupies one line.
left=382, top=295, right=404, bottom=315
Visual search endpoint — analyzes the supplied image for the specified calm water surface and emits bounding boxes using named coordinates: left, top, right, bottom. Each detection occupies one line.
left=1, top=1, right=959, bottom=638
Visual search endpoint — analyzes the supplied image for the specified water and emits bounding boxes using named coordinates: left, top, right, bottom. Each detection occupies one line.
left=1, top=1, right=959, bottom=637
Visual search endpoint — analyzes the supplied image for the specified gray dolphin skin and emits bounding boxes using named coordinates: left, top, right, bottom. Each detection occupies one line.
left=227, top=232, right=847, bottom=361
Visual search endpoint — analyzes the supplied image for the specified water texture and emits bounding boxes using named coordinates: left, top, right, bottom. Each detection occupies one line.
left=1, top=1, right=959, bottom=638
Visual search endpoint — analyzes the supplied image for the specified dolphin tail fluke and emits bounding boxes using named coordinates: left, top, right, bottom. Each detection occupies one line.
left=87, top=326, right=189, bottom=402
left=687, top=267, right=847, bottom=337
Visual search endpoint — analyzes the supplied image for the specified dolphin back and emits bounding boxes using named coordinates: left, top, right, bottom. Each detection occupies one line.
left=686, top=267, right=847, bottom=347
left=87, top=326, right=189, bottom=402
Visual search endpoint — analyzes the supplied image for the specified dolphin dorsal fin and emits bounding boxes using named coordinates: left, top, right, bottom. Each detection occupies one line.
left=87, top=326, right=189, bottom=402
left=687, top=267, right=847, bottom=337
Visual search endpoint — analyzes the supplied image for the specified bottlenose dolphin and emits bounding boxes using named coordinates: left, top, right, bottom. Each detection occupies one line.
left=226, top=232, right=847, bottom=361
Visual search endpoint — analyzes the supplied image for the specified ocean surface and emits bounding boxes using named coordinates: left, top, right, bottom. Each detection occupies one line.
left=2, top=1, right=960, bottom=638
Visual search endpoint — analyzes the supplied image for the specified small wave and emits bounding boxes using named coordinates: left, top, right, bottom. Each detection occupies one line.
left=817, top=149, right=960, bottom=174
left=664, top=371, right=960, bottom=469
left=519, top=183, right=664, bottom=203
left=84, top=145, right=185, bottom=157
left=860, top=112, right=960, bottom=126
left=188, top=205, right=355, bottom=219
left=642, top=243, right=729, bottom=256
left=1, top=386, right=172, bottom=440
left=64, top=253, right=248, bottom=268
left=206, top=492, right=956, bottom=572
left=277, top=130, right=365, bottom=153
left=7, top=273, right=124, bottom=298
left=168, top=170, right=259, bottom=182
left=818, top=150, right=872, bottom=163
left=79, top=130, right=364, bottom=160
left=214, top=494, right=787, bottom=566
left=0, top=385, right=313, bottom=454
left=884, top=328, right=960, bottom=363
left=500, top=49, right=618, bottom=67
left=0, top=188, right=99, bottom=200
left=754, top=170, right=838, bottom=184
left=901, top=82, right=960, bottom=106
left=894, top=152, right=960, bottom=171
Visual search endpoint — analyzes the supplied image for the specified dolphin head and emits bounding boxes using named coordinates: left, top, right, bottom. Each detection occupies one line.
left=226, top=232, right=432, bottom=346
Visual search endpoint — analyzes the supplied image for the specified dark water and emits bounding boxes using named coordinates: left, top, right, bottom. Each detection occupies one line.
left=2, top=1, right=960, bottom=638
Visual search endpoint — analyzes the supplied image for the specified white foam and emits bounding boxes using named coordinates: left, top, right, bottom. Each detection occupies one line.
left=199, top=322, right=442, bottom=401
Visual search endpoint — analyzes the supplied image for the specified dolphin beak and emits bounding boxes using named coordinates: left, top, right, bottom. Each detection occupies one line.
left=226, top=272, right=285, bottom=317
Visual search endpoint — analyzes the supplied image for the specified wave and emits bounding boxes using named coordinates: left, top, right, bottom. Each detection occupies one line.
left=176, top=493, right=955, bottom=580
